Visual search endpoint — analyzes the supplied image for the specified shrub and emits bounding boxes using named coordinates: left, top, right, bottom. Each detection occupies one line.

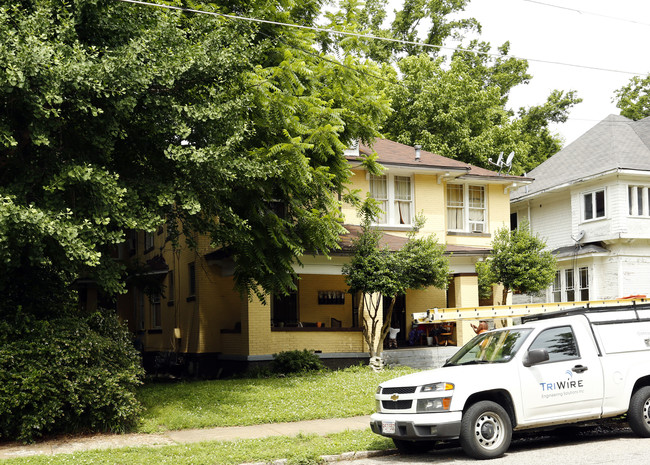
left=0, top=309, right=144, bottom=442
left=271, top=349, right=325, bottom=374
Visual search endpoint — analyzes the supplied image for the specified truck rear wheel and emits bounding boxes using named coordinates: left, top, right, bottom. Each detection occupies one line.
left=629, top=386, right=650, bottom=437
left=459, top=401, right=512, bottom=459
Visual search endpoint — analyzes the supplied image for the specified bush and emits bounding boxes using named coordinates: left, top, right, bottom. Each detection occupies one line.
left=0, top=309, right=144, bottom=442
left=271, top=349, right=325, bottom=374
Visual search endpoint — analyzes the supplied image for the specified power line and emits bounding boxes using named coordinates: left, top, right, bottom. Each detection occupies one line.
left=116, top=0, right=647, bottom=76
left=523, top=0, right=650, bottom=28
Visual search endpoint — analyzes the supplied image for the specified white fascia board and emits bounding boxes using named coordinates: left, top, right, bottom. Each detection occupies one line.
left=511, top=168, right=622, bottom=203
left=459, top=174, right=533, bottom=186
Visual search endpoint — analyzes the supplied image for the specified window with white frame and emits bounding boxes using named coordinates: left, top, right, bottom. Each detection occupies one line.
left=551, top=268, right=580, bottom=303
left=370, top=175, right=388, bottom=224
left=628, top=185, right=650, bottom=216
left=369, top=174, right=413, bottom=226
left=583, top=189, right=605, bottom=221
left=447, top=184, right=486, bottom=232
left=579, top=267, right=589, bottom=300
left=565, top=268, right=575, bottom=301
left=552, top=270, right=561, bottom=302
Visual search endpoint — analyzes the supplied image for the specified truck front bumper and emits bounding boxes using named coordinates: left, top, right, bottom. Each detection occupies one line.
left=369, top=411, right=462, bottom=441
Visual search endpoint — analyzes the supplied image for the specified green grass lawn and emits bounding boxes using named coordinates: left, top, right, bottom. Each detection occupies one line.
left=137, top=365, right=416, bottom=432
left=3, top=365, right=417, bottom=465
left=4, top=430, right=396, bottom=465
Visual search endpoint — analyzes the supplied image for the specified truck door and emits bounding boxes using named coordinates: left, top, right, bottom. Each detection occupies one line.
left=519, top=324, right=604, bottom=425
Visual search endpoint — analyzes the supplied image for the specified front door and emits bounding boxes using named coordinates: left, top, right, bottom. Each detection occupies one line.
left=518, top=323, right=603, bottom=425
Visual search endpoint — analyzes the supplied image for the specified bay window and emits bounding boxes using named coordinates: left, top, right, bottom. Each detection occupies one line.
left=628, top=185, right=650, bottom=216
left=583, top=189, right=605, bottom=221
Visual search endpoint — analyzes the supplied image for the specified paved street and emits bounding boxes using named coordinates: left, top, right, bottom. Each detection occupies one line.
left=338, top=424, right=648, bottom=465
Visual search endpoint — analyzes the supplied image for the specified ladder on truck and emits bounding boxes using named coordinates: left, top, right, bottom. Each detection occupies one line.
left=414, top=298, right=650, bottom=325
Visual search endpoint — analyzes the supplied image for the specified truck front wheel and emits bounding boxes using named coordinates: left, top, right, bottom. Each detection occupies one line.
left=459, top=401, right=512, bottom=459
left=629, top=386, right=650, bottom=437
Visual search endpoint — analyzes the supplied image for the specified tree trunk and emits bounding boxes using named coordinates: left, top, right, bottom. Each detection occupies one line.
left=501, top=286, right=509, bottom=306
left=361, top=293, right=396, bottom=371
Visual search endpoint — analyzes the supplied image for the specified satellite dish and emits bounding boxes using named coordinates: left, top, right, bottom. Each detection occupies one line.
left=488, top=151, right=515, bottom=174
left=572, top=230, right=586, bottom=243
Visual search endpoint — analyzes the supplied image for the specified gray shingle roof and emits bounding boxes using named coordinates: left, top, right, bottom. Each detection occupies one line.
left=511, top=114, right=650, bottom=200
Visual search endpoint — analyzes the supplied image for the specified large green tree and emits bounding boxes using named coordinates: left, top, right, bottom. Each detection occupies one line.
left=343, top=201, right=449, bottom=367
left=0, top=0, right=390, bottom=312
left=323, top=1, right=581, bottom=174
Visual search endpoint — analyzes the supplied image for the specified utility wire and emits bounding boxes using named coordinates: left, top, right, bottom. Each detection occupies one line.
left=523, top=0, right=650, bottom=28
left=116, top=0, right=647, bottom=76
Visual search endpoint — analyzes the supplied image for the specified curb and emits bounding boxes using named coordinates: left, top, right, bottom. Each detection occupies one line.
left=241, top=449, right=397, bottom=465
left=320, top=448, right=397, bottom=462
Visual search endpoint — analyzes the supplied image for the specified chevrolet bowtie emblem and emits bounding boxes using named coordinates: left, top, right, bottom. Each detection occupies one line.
left=391, top=394, right=400, bottom=401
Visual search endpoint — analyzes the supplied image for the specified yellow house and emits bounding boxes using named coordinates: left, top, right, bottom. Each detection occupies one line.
left=115, top=138, right=528, bottom=376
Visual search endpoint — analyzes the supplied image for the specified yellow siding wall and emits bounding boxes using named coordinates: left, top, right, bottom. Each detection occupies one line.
left=454, top=275, right=479, bottom=308
left=343, top=170, right=508, bottom=246
left=341, top=168, right=366, bottom=224
left=130, top=229, right=246, bottom=355
left=487, top=183, right=510, bottom=235
left=413, top=173, right=445, bottom=236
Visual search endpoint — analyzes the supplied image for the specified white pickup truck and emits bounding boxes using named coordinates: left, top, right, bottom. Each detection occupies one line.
left=371, top=305, right=650, bottom=459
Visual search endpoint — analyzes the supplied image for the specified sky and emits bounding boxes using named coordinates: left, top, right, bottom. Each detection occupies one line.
left=387, top=0, right=650, bottom=146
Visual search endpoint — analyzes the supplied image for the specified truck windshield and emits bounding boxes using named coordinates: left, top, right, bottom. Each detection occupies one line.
left=444, top=328, right=532, bottom=366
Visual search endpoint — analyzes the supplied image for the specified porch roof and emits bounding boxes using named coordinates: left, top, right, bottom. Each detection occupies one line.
left=336, top=224, right=491, bottom=257
left=551, top=242, right=609, bottom=259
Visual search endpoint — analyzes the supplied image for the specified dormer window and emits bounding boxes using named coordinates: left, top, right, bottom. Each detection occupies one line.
left=369, top=174, right=413, bottom=226
left=344, top=139, right=360, bottom=157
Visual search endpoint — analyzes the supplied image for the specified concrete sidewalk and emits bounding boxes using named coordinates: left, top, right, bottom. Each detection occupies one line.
left=0, top=415, right=373, bottom=460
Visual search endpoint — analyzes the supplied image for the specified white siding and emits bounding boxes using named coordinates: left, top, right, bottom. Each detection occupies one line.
left=527, top=196, right=572, bottom=251
left=511, top=172, right=650, bottom=304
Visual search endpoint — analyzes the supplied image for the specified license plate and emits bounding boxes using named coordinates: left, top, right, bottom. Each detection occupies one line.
left=382, top=420, right=396, bottom=434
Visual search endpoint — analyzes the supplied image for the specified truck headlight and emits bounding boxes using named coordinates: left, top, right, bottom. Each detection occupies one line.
left=421, top=382, right=454, bottom=392
left=416, top=397, right=452, bottom=412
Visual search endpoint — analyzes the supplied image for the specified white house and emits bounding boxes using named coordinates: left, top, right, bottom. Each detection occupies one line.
left=510, top=114, right=650, bottom=303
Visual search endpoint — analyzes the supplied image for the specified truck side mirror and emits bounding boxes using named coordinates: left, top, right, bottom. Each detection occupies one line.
left=523, top=348, right=549, bottom=367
